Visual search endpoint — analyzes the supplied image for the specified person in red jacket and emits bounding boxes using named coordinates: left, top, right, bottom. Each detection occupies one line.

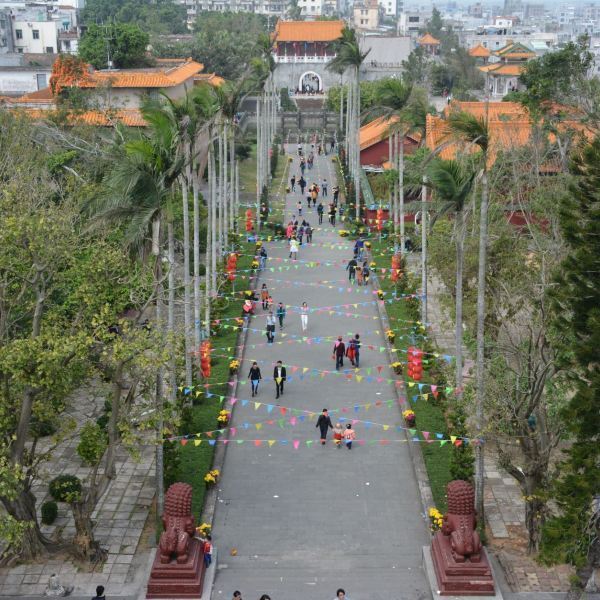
left=332, top=336, right=345, bottom=370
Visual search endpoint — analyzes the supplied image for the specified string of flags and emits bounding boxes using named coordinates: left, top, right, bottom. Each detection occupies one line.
left=177, top=437, right=478, bottom=448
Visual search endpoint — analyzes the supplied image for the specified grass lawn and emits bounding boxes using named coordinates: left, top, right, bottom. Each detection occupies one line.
left=370, top=238, right=452, bottom=512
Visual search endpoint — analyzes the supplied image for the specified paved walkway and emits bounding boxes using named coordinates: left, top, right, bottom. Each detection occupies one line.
left=210, top=146, right=432, bottom=600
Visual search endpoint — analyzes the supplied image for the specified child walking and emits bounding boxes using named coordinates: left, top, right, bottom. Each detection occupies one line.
left=333, top=422, right=344, bottom=448
left=344, top=423, right=356, bottom=449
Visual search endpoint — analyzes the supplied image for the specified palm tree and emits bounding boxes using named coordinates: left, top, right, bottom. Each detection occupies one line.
left=426, top=159, right=476, bottom=393
left=328, top=28, right=369, bottom=220
left=86, top=103, right=183, bottom=515
left=445, top=109, right=490, bottom=522
left=371, top=78, right=412, bottom=240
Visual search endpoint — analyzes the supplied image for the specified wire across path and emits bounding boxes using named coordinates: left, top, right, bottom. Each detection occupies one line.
left=210, top=143, right=432, bottom=600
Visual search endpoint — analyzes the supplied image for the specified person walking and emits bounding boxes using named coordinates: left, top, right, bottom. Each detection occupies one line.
left=362, top=261, right=370, bottom=286
left=343, top=424, right=356, bottom=450
left=316, top=408, right=333, bottom=445
left=351, top=334, right=361, bottom=367
left=310, top=185, right=318, bottom=207
left=300, top=301, right=309, bottom=331
left=356, top=264, right=363, bottom=286
left=276, top=302, right=286, bottom=329
left=306, top=223, right=313, bottom=243
left=332, top=422, right=344, bottom=448
left=330, top=139, right=335, bottom=153
left=259, top=246, right=267, bottom=270
left=297, top=225, right=304, bottom=245
left=332, top=336, right=345, bottom=370
left=299, top=176, right=306, bottom=196
left=248, top=362, right=262, bottom=397
left=346, top=257, right=358, bottom=283
left=334, top=588, right=350, bottom=599
left=203, top=535, right=212, bottom=568
left=297, top=200, right=302, bottom=217
left=267, top=295, right=274, bottom=312
left=329, top=204, right=336, bottom=226
left=273, top=360, right=286, bottom=399
left=92, top=586, right=106, bottom=600
left=322, top=179, right=328, bottom=197
left=290, top=174, right=296, bottom=192
left=266, top=312, right=276, bottom=344
left=317, top=202, right=324, bottom=224
left=232, top=592, right=242, bottom=600
left=289, top=237, right=299, bottom=260
left=260, top=283, right=269, bottom=310
left=333, top=186, right=339, bottom=205
left=300, top=159, right=306, bottom=176
left=345, top=336, right=356, bottom=367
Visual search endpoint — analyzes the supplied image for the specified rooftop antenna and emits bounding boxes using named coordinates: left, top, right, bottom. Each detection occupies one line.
left=99, top=21, right=115, bottom=69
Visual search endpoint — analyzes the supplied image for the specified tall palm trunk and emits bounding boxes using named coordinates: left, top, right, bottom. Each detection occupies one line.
left=152, top=217, right=165, bottom=515
left=353, top=65, right=360, bottom=221
left=339, top=79, right=344, bottom=136
left=229, top=124, right=236, bottom=236
left=218, top=126, right=225, bottom=257
left=256, top=97, right=262, bottom=230
left=181, top=176, right=192, bottom=387
left=167, top=221, right=177, bottom=402
left=399, top=134, right=405, bottom=254
left=420, top=176, right=427, bottom=324
left=192, top=156, right=201, bottom=350
left=474, top=169, right=489, bottom=522
left=210, top=139, right=217, bottom=295
left=455, top=207, right=466, bottom=391
left=345, top=79, right=351, bottom=161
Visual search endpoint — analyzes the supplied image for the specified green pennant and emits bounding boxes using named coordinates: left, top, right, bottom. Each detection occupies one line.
left=409, top=429, right=417, bottom=436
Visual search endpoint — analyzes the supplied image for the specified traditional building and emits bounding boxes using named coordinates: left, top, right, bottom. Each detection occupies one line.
left=417, top=32, right=440, bottom=55
left=479, top=41, right=535, bottom=96
left=272, top=20, right=344, bottom=94
left=468, top=43, right=491, bottom=63
left=359, top=115, right=419, bottom=168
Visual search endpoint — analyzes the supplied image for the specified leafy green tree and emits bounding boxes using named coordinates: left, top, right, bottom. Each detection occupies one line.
left=539, top=139, right=600, bottom=596
left=79, top=23, right=151, bottom=69
left=427, top=7, right=443, bottom=37
left=83, top=0, right=187, bottom=35
left=402, top=47, right=429, bottom=86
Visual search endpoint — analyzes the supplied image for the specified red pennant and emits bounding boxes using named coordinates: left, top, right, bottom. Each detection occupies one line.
left=377, top=366, right=384, bottom=374
left=180, top=439, right=188, bottom=446
left=279, top=407, right=287, bottom=416
left=254, top=440, right=262, bottom=447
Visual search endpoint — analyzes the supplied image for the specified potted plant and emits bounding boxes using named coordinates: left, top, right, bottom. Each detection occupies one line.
left=391, top=361, right=402, bottom=375
left=339, top=230, right=349, bottom=238
left=204, top=469, right=220, bottom=487
left=428, top=507, right=444, bottom=533
left=196, top=522, right=211, bottom=538
left=364, top=241, right=372, bottom=250
left=402, top=409, right=416, bottom=427
left=386, top=330, right=396, bottom=344
left=377, top=289, right=385, bottom=300
left=229, top=360, right=240, bottom=375
left=217, top=410, right=231, bottom=427
left=251, top=259, right=259, bottom=271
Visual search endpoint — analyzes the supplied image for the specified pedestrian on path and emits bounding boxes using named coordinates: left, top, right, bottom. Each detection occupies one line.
left=267, top=295, right=274, bottom=312
left=298, top=225, right=304, bottom=245
left=333, top=186, right=339, bottom=205
left=329, top=204, right=336, bottom=226
left=362, top=261, right=370, bottom=285
left=286, top=221, right=294, bottom=240
left=297, top=200, right=302, bottom=216
left=289, top=238, right=299, bottom=260
left=274, top=360, right=286, bottom=399
left=266, top=312, right=276, bottom=344
left=276, top=302, right=286, bottom=329
left=316, top=408, right=333, bottom=444
left=335, top=588, right=350, bottom=599
left=248, top=362, right=262, bottom=397
left=311, top=185, right=318, bottom=206
left=306, top=223, right=313, bottom=243
left=333, top=422, right=344, bottom=448
left=300, top=159, right=306, bottom=175
left=203, top=535, right=212, bottom=568
left=259, top=246, right=267, bottom=270
left=290, top=175, right=296, bottom=191
left=330, top=139, right=335, bottom=152
left=344, top=425, right=356, bottom=450
left=300, top=301, right=309, bottom=331
left=299, top=176, right=306, bottom=195
left=356, top=264, right=363, bottom=286
left=297, top=143, right=302, bottom=156
left=260, top=283, right=269, bottom=310
left=346, top=257, right=358, bottom=283
left=345, top=336, right=356, bottom=367
left=232, top=592, right=242, bottom=600
left=322, top=179, right=328, bottom=197
left=92, top=586, right=106, bottom=600
left=332, top=336, right=345, bottom=370
left=351, top=334, right=361, bottom=367
left=317, top=202, right=324, bottom=224
left=242, top=299, right=254, bottom=319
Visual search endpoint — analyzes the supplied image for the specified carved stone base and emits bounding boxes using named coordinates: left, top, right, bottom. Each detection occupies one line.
left=430, top=532, right=496, bottom=596
left=146, top=538, right=206, bottom=598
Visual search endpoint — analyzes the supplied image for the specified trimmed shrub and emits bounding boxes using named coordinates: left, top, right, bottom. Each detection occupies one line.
left=41, top=500, right=58, bottom=525
left=49, top=474, right=82, bottom=503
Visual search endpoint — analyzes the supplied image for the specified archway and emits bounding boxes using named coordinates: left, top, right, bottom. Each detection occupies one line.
left=299, top=71, right=323, bottom=94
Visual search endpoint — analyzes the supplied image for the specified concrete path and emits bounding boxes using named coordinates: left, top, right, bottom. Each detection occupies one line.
left=210, top=144, right=432, bottom=600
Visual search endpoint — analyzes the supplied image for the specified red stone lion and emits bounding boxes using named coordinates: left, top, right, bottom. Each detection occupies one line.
left=158, top=483, right=196, bottom=564
left=441, top=480, right=482, bottom=563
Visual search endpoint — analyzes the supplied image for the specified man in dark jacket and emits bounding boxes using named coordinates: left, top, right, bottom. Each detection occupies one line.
left=333, top=336, right=345, bottom=370
left=316, top=408, right=333, bottom=444
left=273, top=360, right=287, bottom=399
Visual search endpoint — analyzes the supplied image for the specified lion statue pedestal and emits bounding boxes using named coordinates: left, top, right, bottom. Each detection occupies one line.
left=146, top=483, right=206, bottom=598
left=430, top=480, right=496, bottom=596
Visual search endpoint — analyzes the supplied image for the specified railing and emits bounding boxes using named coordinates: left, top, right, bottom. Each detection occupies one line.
left=273, top=55, right=334, bottom=63
left=360, top=168, right=375, bottom=206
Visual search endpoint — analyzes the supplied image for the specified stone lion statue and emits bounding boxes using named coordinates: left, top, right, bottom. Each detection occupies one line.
left=158, top=482, right=196, bottom=564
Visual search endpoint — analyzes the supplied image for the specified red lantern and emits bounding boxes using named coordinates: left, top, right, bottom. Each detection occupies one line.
left=227, top=252, right=238, bottom=281
left=245, top=209, right=253, bottom=233
left=407, top=346, right=423, bottom=381
left=390, top=253, right=402, bottom=282
left=200, top=340, right=211, bottom=378
left=376, top=207, right=384, bottom=232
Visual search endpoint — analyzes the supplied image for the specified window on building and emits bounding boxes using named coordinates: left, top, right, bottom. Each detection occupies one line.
left=33, top=29, right=40, bottom=39
left=17, top=47, right=23, bottom=53
left=36, top=73, right=47, bottom=89
left=46, top=46, right=53, bottom=53
left=408, top=16, right=419, bottom=22
left=16, top=29, right=23, bottom=39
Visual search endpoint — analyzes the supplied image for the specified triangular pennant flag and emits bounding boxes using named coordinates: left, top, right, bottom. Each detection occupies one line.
left=293, top=440, right=300, bottom=449
left=268, top=440, right=276, bottom=447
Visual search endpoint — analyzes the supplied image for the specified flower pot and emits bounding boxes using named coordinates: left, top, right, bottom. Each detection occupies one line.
left=393, top=364, right=402, bottom=375
left=405, top=416, right=416, bottom=427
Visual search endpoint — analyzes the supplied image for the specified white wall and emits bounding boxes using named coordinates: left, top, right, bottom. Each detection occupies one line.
left=0, top=68, right=49, bottom=94
left=13, top=20, right=57, bottom=53
left=298, top=0, right=324, bottom=16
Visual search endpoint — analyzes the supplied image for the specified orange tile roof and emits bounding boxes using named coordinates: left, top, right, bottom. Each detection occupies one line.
left=9, top=87, right=54, bottom=103
left=195, top=73, right=225, bottom=87
left=79, top=60, right=204, bottom=89
left=443, top=100, right=528, bottom=120
left=273, top=20, right=344, bottom=42
left=479, top=63, right=524, bottom=76
left=468, top=43, right=491, bottom=58
left=360, top=115, right=398, bottom=150
left=418, top=33, right=440, bottom=45
left=502, top=52, right=535, bottom=60
left=6, top=106, right=146, bottom=126
left=495, top=42, right=535, bottom=58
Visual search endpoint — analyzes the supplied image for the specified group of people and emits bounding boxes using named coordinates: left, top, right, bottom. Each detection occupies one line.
left=332, top=334, right=361, bottom=370
left=285, top=218, right=314, bottom=260
left=229, top=589, right=348, bottom=600
left=346, top=258, right=370, bottom=285
left=247, top=359, right=287, bottom=399
left=316, top=409, right=356, bottom=449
